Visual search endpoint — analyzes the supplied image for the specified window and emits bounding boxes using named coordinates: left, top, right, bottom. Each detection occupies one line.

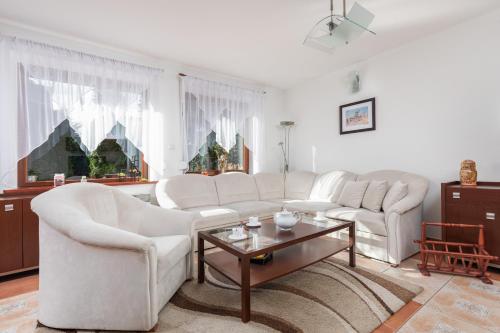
left=20, top=120, right=147, bottom=186
left=0, top=36, right=164, bottom=190
left=16, top=62, right=152, bottom=187
left=181, top=76, right=263, bottom=175
left=187, top=131, right=249, bottom=174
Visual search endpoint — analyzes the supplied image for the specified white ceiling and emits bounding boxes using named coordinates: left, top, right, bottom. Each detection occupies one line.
left=0, top=0, right=499, bottom=88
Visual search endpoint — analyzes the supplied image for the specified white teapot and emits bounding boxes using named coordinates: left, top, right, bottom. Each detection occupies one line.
left=274, top=209, right=301, bottom=230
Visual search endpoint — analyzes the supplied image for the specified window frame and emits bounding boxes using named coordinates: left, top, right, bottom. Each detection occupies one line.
left=17, top=154, right=149, bottom=188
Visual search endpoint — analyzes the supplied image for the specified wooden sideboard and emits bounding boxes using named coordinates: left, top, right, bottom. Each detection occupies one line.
left=441, top=181, right=500, bottom=265
left=0, top=180, right=156, bottom=276
left=0, top=196, right=39, bottom=276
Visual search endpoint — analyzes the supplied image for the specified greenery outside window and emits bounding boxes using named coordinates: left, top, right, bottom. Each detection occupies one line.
left=20, top=120, right=147, bottom=186
left=188, top=131, right=249, bottom=175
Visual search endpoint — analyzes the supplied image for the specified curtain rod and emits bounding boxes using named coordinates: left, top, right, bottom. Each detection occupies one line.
left=179, top=72, right=266, bottom=94
left=2, top=34, right=164, bottom=73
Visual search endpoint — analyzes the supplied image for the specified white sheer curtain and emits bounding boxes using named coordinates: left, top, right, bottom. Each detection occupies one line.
left=180, top=76, right=264, bottom=173
left=0, top=35, right=165, bottom=189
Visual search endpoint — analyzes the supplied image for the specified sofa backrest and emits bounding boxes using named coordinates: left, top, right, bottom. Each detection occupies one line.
left=309, top=170, right=358, bottom=202
left=253, top=173, right=284, bottom=200
left=214, top=172, right=259, bottom=205
left=285, top=171, right=317, bottom=199
left=31, top=182, right=120, bottom=228
left=155, top=174, right=219, bottom=209
left=357, top=170, right=429, bottom=210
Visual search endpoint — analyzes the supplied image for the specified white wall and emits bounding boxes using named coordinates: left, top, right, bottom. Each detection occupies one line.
left=0, top=20, right=286, bottom=189
left=285, top=9, right=500, bottom=231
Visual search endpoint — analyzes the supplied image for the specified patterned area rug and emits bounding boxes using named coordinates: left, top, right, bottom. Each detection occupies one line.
left=30, top=257, right=422, bottom=333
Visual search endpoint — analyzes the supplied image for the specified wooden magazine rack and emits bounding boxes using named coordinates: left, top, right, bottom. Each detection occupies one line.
left=415, top=222, right=498, bottom=284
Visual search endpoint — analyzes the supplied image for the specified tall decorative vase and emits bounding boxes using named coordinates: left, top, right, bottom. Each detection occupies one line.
left=460, top=160, right=477, bottom=186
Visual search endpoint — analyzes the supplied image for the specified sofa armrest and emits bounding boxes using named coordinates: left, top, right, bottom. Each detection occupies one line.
left=136, top=205, right=195, bottom=238
left=111, top=189, right=194, bottom=237
left=155, top=179, right=179, bottom=209
left=385, top=205, right=423, bottom=264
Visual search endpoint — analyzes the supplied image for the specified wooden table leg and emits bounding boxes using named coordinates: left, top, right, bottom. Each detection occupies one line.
left=349, top=222, right=356, bottom=268
left=198, top=236, right=205, bottom=284
left=241, top=256, right=251, bottom=323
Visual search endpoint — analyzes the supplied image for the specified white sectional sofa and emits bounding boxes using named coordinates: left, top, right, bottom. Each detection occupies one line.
left=156, top=170, right=429, bottom=264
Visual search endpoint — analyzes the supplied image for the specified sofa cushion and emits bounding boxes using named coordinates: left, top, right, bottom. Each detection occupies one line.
left=223, top=201, right=282, bottom=219
left=215, top=173, right=259, bottom=205
left=285, top=171, right=317, bottom=200
left=358, top=170, right=428, bottom=216
left=155, top=175, right=218, bottom=209
left=337, top=181, right=369, bottom=208
left=281, top=200, right=341, bottom=213
left=325, top=207, right=387, bottom=236
left=152, top=235, right=191, bottom=282
left=382, top=181, right=409, bottom=212
left=184, top=206, right=239, bottom=230
left=253, top=173, right=284, bottom=200
left=362, top=180, right=389, bottom=212
left=309, top=170, right=357, bottom=202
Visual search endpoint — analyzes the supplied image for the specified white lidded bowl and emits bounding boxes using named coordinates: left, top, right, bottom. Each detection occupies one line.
left=273, top=210, right=301, bottom=230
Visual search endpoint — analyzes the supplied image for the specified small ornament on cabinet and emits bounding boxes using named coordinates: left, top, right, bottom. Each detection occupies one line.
left=460, top=160, right=477, bottom=186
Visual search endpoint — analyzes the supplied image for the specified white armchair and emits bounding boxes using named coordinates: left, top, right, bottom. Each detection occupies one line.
left=31, top=183, right=195, bottom=331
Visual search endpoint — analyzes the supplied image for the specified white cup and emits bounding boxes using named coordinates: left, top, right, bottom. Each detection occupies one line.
left=232, top=227, right=243, bottom=237
left=316, top=211, right=326, bottom=220
left=248, top=216, right=259, bottom=225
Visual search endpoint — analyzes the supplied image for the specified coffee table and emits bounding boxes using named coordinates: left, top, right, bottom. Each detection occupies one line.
left=197, top=216, right=355, bottom=322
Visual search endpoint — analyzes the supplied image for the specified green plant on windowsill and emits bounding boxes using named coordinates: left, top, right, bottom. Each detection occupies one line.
left=88, top=152, right=115, bottom=178
left=207, top=143, right=228, bottom=172
left=27, top=169, right=39, bottom=182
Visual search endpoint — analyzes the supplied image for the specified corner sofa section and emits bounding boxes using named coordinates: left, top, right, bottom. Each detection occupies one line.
left=156, top=170, right=429, bottom=264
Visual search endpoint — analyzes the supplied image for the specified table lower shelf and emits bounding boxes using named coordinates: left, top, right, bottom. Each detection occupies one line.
left=203, top=236, right=349, bottom=288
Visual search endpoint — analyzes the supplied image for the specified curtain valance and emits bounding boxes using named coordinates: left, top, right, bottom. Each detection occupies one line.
left=180, top=75, right=264, bottom=172
left=0, top=35, right=166, bottom=189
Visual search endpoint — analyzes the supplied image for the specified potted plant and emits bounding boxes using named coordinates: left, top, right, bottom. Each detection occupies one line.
left=88, top=152, right=115, bottom=179
left=206, top=143, right=227, bottom=176
left=27, top=169, right=38, bottom=182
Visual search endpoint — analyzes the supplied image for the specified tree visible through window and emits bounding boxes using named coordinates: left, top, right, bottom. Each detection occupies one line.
left=188, top=131, right=246, bottom=173
left=26, top=120, right=144, bottom=182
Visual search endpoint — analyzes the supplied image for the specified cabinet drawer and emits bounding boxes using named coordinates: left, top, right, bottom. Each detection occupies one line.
left=454, top=204, right=499, bottom=224
left=446, top=188, right=464, bottom=201
left=446, top=187, right=500, bottom=205
left=0, top=200, right=23, bottom=273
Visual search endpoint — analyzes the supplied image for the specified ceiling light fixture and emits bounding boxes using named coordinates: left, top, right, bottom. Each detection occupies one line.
left=304, top=0, right=375, bottom=53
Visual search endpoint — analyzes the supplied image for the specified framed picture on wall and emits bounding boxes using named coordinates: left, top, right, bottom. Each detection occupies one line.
left=339, top=97, right=376, bottom=135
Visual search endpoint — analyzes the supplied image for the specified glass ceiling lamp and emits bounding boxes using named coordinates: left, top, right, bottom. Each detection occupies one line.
left=304, top=0, right=376, bottom=53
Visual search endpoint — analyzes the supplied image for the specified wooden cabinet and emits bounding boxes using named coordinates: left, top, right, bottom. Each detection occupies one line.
left=0, top=196, right=39, bottom=275
left=442, top=182, right=500, bottom=265
left=0, top=199, right=23, bottom=273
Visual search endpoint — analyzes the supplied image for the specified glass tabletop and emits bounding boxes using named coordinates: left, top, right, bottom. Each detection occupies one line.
left=205, top=215, right=351, bottom=253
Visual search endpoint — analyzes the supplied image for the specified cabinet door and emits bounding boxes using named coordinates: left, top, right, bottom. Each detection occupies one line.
left=443, top=203, right=462, bottom=242
left=0, top=200, right=23, bottom=273
left=482, top=205, right=499, bottom=264
left=22, top=198, right=39, bottom=268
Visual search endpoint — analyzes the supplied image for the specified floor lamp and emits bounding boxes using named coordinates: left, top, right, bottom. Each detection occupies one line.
left=279, top=121, right=295, bottom=195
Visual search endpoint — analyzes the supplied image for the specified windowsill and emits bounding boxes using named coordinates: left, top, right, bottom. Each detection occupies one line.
left=1, top=180, right=157, bottom=197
